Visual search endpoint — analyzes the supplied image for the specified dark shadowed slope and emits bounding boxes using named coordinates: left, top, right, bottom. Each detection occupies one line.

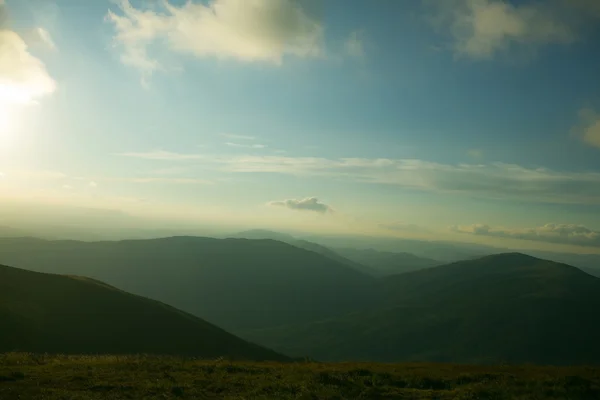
left=0, top=264, right=287, bottom=361
left=0, top=236, right=377, bottom=333
left=335, top=247, right=441, bottom=276
left=244, top=253, right=600, bottom=365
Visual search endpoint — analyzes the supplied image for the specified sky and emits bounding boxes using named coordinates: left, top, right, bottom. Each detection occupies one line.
left=1, top=0, right=600, bottom=253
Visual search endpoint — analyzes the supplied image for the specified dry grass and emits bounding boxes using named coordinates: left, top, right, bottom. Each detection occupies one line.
left=1, top=353, right=599, bottom=399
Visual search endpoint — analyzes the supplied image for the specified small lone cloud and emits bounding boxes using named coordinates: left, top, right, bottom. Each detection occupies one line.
left=268, top=197, right=333, bottom=214
left=89, top=181, right=98, bottom=188
left=572, top=107, right=600, bottom=149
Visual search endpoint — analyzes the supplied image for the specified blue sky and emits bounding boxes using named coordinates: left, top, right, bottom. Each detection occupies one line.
left=2, top=0, right=600, bottom=252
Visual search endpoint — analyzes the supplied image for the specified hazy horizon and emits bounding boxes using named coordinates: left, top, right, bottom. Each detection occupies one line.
left=2, top=0, right=600, bottom=255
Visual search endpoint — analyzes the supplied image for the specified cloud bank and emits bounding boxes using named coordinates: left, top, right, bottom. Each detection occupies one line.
left=452, top=223, right=600, bottom=247
left=106, top=0, right=325, bottom=77
left=268, top=197, right=333, bottom=214
left=426, top=0, right=600, bottom=60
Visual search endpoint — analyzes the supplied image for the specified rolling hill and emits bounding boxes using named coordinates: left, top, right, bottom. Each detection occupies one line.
left=0, top=264, right=287, bottom=360
left=0, top=236, right=377, bottom=333
left=243, top=253, right=600, bottom=365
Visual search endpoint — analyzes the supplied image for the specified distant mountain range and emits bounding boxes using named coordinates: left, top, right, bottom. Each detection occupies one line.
left=335, top=247, right=442, bottom=277
left=243, top=253, right=600, bottom=365
left=0, top=264, right=287, bottom=361
left=230, top=229, right=442, bottom=277
left=0, top=236, right=377, bottom=332
left=1, top=232, right=600, bottom=365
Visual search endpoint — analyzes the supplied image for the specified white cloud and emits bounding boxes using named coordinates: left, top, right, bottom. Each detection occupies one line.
left=344, top=30, right=365, bottom=58
left=106, top=0, right=325, bottom=77
left=572, top=107, right=600, bottom=149
left=89, top=181, right=98, bottom=188
left=425, top=0, right=600, bottom=60
left=452, top=223, right=600, bottom=247
left=268, top=197, right=333, bottom=214
left=0, top=2, right=56, bottom=106
left=115, top=150, right=205, bottom=161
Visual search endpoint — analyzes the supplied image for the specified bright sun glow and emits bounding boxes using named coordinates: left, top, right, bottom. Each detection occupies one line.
left=0, top=84, right=44, bottom=147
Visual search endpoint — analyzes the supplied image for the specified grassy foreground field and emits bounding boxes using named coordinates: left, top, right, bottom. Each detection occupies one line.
left=1, top=353, right=599, bottom=399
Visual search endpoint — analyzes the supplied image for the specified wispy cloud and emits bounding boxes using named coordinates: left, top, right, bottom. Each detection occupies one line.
left=344, top=30, right=365, bottom=58
left=425, top=0, right=600, bottom=60
left=106, top=0, right=326, bottom=79
left=467, top=149, right=484, bottom=160
left=116, top=150, right=205, bottom=161
left=22, top=27, right=57, bottom=51
left=219, top=133, right=256, bottom=141
left=119, top=177, right=213, bottom=185
left=380, top=221, right=430, bottom=233
left=452, top=223, right=600, bottom=247
left=110, top=150, right=600, bottom=205
left=1, top=170, right=67, bottom=180
left=225, top=142, right=267, bottom=149
left=216, top=155, right=600, bottom=205
left=268, top=197, right=333, bottom=214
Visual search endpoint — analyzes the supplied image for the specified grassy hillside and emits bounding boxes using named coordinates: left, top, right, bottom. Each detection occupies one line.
left=0, top=236, right=377, bottom=332
left=0, top=265, right=286, bottom=361
left=244, top=253, right=600, bottom=365
left=1, top=354, right=599, bottom=400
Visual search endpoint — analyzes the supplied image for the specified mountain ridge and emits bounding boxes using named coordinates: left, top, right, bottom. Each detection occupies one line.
left=243, top=253, right=600, bottom=365
left=0, top=264, right=288, bottom=361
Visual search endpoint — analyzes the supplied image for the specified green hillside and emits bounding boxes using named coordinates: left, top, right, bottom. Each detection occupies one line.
left=0, top=264, right=287, bottom=361
left=244, top=253, right=600, bottom=365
